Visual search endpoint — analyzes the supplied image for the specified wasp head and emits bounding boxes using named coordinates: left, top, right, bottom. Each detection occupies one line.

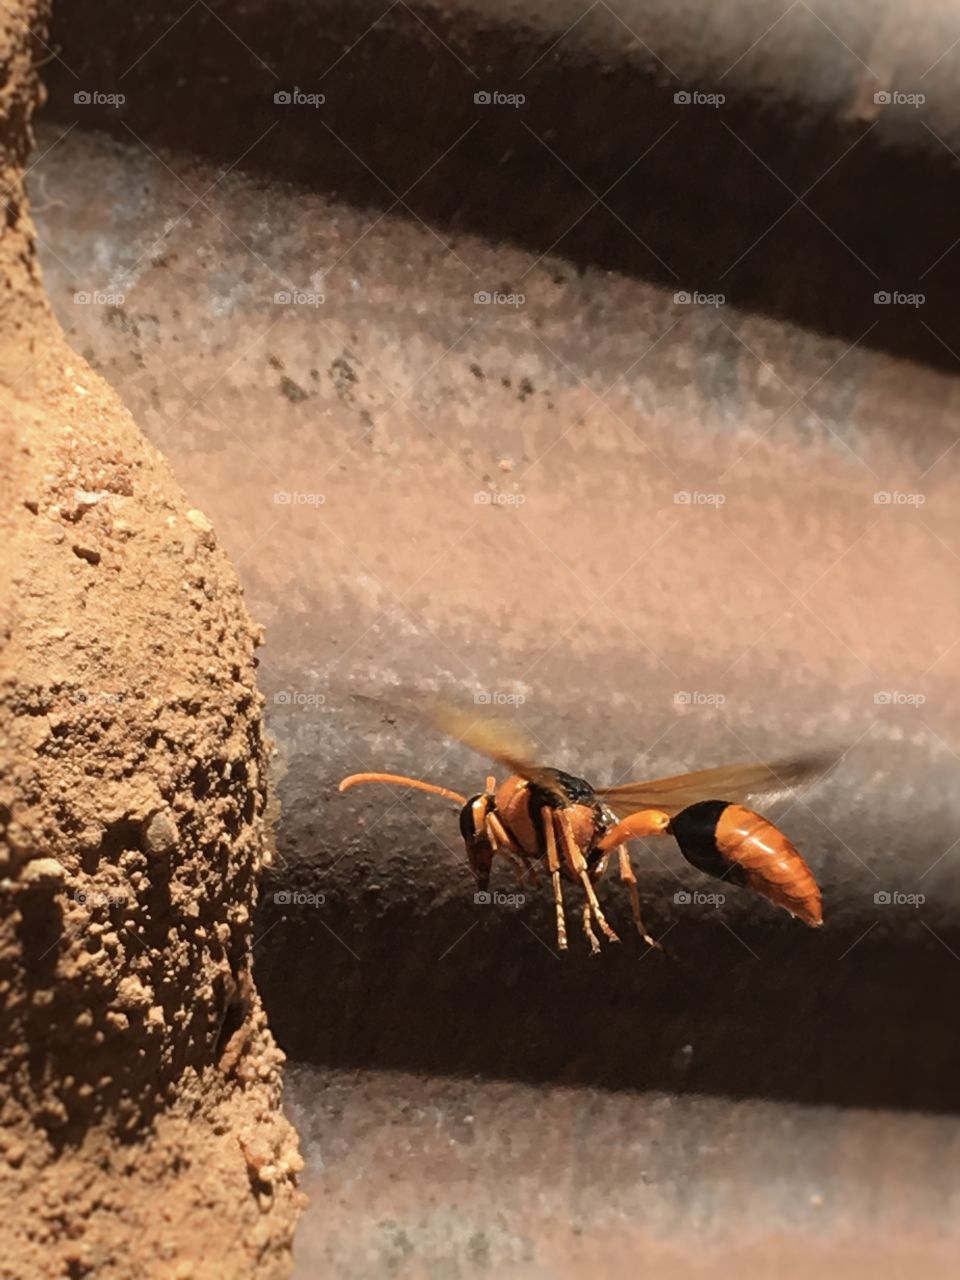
left=459, top=795, right=495, bottom=890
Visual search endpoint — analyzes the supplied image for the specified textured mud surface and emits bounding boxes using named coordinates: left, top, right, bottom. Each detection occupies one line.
left=2, top=366, right=303, bottom=1279
left=0, top=6, right=302, bottom=1276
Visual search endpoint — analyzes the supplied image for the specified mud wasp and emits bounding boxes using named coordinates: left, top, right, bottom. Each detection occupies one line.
left=339, top=703, right=833, bottom=953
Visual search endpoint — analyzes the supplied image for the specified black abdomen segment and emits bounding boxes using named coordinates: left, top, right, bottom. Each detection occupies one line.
left=670, top=800, right=747, bottom=885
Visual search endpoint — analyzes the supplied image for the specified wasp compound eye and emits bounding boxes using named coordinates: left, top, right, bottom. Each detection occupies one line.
left=459, top=794, right=495, bottom=892
left=459, top=796, right=484, bottom=843
left=669, top=800, right=747, bottom=886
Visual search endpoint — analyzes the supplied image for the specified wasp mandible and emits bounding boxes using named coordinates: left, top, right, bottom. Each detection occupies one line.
left=339, top=703, right=833, bottom=954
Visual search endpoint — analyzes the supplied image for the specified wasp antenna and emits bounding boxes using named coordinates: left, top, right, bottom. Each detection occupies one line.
left=338, top=772, right=468, bottom=806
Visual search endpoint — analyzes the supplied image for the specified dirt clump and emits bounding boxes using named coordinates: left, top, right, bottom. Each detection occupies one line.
left=0, top=4, right=303, bottom=1276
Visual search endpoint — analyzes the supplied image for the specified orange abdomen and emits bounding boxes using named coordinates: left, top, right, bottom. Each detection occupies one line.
left=715, top=804, right=823, bottom=926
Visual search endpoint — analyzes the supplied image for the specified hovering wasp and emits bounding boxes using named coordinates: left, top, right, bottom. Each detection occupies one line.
left=339, top=703, right=833, bottom=954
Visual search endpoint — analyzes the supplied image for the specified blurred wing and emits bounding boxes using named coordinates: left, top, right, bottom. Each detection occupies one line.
left=597, top=751, right=839, bottom=819
left=423, top=698, right=567, bottom=795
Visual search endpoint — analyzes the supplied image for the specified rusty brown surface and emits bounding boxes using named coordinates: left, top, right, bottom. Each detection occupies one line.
left=28, top=0, right=960, bottom=1271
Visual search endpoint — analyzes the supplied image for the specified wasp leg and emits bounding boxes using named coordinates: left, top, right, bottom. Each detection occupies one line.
left=484, top=810, right=529, bottom=886
left=588, top=850, right=611, bottom=881
left=540, top=806, right=568, bottom=952
left=597, top=808, right=672, bottom=850
left=555, top=809, right=619, bottom=945
left=615, top=844, right=663, bottom=952
left=581, top=903, right=601, bottom=956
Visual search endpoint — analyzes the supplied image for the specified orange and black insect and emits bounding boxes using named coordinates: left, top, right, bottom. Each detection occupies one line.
left=339, top=703, right=832, bottom=954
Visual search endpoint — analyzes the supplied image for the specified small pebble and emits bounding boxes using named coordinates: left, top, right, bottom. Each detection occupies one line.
left=185, top=509, right=216, bottom=548
left=143, top=810, right=178, bottom=856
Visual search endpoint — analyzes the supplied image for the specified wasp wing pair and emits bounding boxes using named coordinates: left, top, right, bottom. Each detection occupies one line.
left=339, top=699, right=835, bottom=952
